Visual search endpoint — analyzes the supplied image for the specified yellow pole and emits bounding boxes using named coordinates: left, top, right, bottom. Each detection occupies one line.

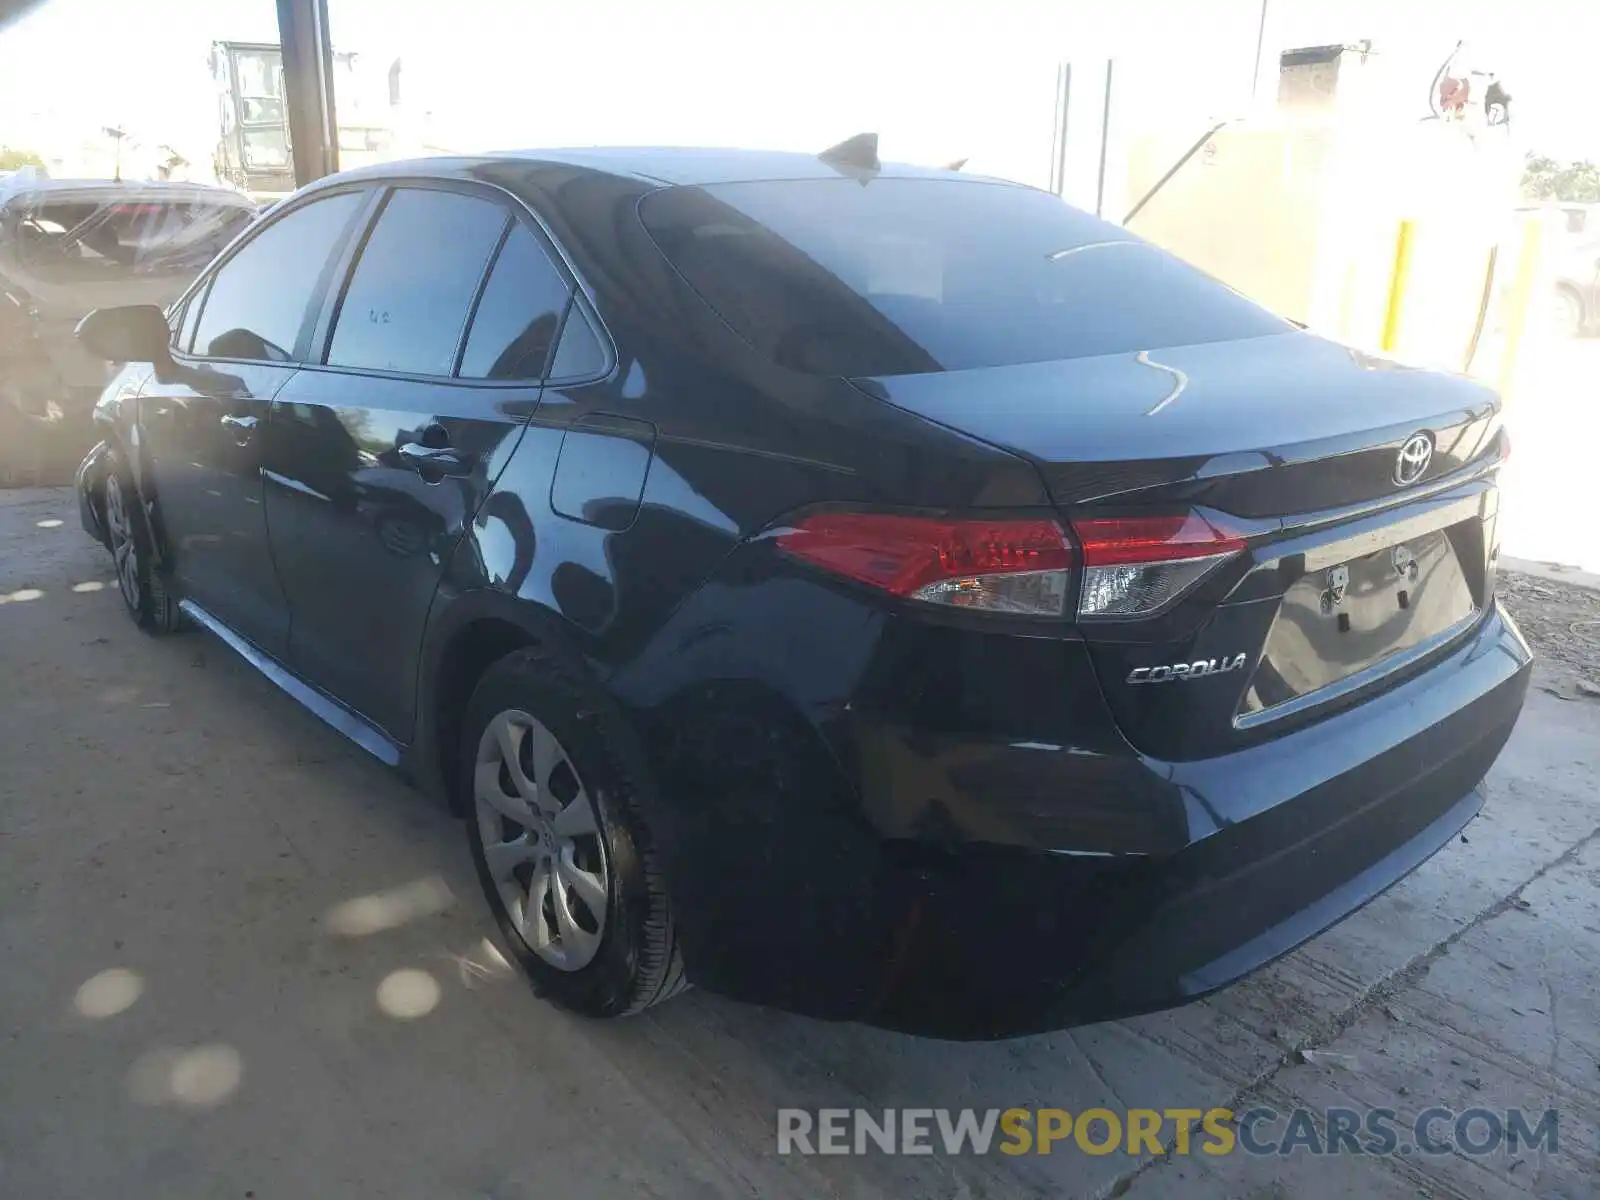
left=1380, top=220, right=1415, bottom=355
left=1497, top=216, right=1544, bottom=400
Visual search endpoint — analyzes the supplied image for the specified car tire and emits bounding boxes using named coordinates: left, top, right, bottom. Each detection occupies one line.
left=462, top=645, right=687, bottom=1018
left=103, top=464, right=183, bottom=635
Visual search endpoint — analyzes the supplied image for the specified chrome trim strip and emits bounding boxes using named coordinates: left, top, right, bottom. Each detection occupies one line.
left=1232, top=608, right=1484, bottom=731
left=1276, top=450, right=1502, bottom=537
left=178, top=599, right=402, bottom=766
left=1293, top=492, right=1483, bottom=572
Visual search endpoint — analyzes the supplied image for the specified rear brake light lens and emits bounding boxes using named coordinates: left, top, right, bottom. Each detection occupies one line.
left=1071, top=512, right=1245, bottom=618
left=775, top=513, right=1073, bottom=617
left=776, top=509, right=1246, bottom=621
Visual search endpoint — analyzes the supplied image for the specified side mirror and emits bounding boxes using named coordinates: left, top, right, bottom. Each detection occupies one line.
left=75, top=305, right=173, bottom=365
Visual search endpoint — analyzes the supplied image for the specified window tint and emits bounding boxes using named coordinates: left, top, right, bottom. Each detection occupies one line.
left=640, top=179, right=1289, bottom=377
left=457, top=223, right=570, bottom=380
left=327, top=188, right=506, bottom=376
left=548, top=303, right=607, bottom=380
left=193, top=191, right=363, bottom=361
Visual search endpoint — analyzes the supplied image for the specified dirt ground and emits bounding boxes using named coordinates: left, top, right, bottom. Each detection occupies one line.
left=1497, top=570, right=1600, bottom=699
left=2, top=486, right=1598, bottom=1200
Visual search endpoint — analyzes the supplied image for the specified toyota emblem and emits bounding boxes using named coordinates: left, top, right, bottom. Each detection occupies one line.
left=1393, top=432, right=1434, bottom=486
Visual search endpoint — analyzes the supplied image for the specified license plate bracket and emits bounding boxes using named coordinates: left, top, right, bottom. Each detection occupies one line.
left=1238, top=527, right=1478, bottom=719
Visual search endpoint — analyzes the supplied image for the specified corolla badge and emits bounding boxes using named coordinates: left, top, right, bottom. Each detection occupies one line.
left=1393, top=432, right=1434, bottom=486
left=1127, top=654, right=1248, bottom=684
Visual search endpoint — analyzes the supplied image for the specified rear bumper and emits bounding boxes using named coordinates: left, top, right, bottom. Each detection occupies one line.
left=631, top=574, right=1531, bottom=1037
left=866, top=604, right=1531, bottom=1037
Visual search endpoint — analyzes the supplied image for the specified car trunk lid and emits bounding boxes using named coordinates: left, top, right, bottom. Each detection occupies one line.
left=852, top=330, right=1506, bottom=759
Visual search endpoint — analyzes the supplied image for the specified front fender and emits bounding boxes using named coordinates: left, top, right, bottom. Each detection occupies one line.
left=74, top=439, right=112, bottom=545
left=86, top=364, right=172, bottom=567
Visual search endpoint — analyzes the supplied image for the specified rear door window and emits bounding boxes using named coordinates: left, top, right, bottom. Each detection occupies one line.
left=639, top=178, right=1289, bottom=376
left=327, top=188, right=507, bottom=376
left=192, top=190, right=365, bottom=362
left=457, top=222, right=571, bottom=380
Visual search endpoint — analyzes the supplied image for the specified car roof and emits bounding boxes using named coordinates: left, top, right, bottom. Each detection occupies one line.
left=0, top=179, right=257, bottom=207
left=317, top=145, right=1014, bottom=189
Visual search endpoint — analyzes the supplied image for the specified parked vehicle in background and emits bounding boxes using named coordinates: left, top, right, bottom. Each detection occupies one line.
left=0, top=177, right=254, bottom=484
left=70, top=146, right=1529, bottom=1038
left=1552, top=237, right=1600, bottom=336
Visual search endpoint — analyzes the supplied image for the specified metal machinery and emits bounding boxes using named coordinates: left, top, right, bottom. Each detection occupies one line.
left=211, top=41, right=297, bottom=195
left=212, top=24, right=398, bottom=198
left=1122, top=40, right=1529, bottom=381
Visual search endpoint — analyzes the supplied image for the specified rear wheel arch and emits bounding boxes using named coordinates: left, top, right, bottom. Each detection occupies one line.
left=419, top=594, right=599, bottom=816
left=428, top=615, right=538, bottom=814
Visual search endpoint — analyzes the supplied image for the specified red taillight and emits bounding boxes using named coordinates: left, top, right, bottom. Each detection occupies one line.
left=1071, top=512, right=1246, bottom=566
left=775, top=509, right=1247, bottom=620
left=775, top=513, right=1073, bottom=617
left=1070, top=512, right=1246, bottom=618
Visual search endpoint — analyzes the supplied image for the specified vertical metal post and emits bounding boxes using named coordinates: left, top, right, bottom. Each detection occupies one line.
left=1497, top=216, right=1545, bottom=399
left=1380, top=220, right=1416, bottom=355
left=276, top=0, right=339, bottom=187
left=1048, top=65, right=1062, bottom=195
left=1095, top=60, right=1114, bottom=218
left=1251, top=0, right=1271, bottom=101
left=1050, top=63, right=1072, bottom=197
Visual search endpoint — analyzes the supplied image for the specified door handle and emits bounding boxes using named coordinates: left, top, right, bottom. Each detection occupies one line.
left=220, top=413, right=258, bottom=445
left=396, top=440, right=470, bottom=477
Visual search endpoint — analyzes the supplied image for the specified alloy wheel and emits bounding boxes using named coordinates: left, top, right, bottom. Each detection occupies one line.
left=104, top=475, right=141, bottom=613
left=473, top=709, right=609, bottom=971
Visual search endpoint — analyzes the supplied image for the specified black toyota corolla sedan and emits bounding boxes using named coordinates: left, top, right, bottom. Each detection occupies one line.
left=70, top=142, right=1530, bottom=1038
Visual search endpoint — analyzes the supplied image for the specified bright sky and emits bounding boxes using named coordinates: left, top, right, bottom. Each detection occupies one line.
left=0, top=0, right=1594, bottom=189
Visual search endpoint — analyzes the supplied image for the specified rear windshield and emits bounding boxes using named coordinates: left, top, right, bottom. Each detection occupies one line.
left=640, top=178, right=1287, bottom=377
left=7, top=198, right=253, bottom=283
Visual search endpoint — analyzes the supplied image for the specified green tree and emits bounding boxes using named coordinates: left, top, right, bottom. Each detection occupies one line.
left=0, top=147, right=44, bottom=171
left=1522, top=153, right=1600, bottom=203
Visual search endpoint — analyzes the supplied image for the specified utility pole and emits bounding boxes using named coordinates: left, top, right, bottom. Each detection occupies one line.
left=1251, top=0, right=1271, bottom=101
left=276, top=0, right=340, bottom=186
left=1095, top=61, right=1113, bottom=218
left=102, top=125, right=126, bottom=182
left=1049, top=63, right=1072, bottom=196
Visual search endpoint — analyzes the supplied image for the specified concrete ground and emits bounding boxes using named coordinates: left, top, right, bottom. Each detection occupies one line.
left=1, top=486, right=1597, bottom=1200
